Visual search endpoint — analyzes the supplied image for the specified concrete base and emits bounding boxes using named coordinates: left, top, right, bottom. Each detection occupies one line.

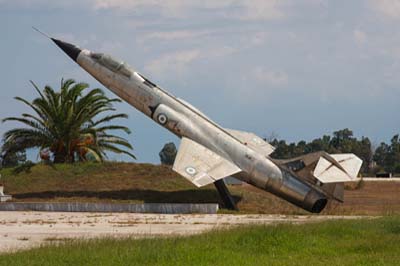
left=0, top=195, right=12, bottom=202
left=0, top=202, right=219, bottom=214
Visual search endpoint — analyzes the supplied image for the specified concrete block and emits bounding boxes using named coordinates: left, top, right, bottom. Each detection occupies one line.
left=0, top=195, right=12, bottom=202
left=0, top=186, right=12, bottom=202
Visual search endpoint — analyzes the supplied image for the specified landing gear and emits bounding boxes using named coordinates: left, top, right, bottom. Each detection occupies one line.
left=213, top=179, right=238, bottom=211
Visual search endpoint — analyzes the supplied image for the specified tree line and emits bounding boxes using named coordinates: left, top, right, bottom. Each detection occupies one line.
left=268, top=128, right=400, bottom=175
left=158, top=128, right=400, bottom=175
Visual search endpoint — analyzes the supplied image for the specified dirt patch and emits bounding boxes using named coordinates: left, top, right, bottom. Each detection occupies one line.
left=324, top=181, right=400, bottom=215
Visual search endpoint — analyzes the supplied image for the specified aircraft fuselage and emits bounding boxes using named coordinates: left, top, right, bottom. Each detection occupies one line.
left=52, top=40, right=328, bottom=213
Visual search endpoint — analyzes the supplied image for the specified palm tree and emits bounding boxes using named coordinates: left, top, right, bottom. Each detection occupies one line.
left=1, top=79, right=135, bottom=163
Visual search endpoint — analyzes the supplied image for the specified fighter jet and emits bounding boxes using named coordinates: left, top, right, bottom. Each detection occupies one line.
left=45, top=34, right=362, bottom=213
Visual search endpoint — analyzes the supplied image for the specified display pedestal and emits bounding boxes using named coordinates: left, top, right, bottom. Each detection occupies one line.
left=214, top=179, right=238, bottom=210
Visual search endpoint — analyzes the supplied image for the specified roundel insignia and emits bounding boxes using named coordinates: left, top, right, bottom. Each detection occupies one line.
left=157, top=113, right=168, bottom=125
left=185, top=167, right=197, bottom=176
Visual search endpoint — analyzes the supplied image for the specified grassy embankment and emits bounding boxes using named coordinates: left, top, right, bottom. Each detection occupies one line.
left=0, top=216, right=399, bottom=266
left=1, top=162, right=400, bottom=215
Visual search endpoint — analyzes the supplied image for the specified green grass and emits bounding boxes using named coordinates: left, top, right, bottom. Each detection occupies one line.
left=1, top=216, right=399, bottom=266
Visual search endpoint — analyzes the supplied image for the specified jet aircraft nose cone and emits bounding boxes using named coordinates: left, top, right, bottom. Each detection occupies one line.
left=51, top=38, right=82, bottom=62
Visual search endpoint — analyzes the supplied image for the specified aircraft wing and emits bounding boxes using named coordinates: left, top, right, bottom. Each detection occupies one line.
left=173, top=137, right=241, bottom=187
left=225, top=129, right=275, bottom=157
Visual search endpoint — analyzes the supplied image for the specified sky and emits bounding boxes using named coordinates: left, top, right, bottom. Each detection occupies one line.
left=0, top=0, right=399, bottom=163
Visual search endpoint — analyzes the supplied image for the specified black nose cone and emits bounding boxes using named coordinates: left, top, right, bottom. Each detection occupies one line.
left=51, top=38, right=81, bottom=62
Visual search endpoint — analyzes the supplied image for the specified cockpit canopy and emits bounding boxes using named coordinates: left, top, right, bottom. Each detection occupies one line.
left=90, top=52, right=133, bottom=78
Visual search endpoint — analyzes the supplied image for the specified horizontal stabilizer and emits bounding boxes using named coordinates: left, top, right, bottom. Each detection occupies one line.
left=225, top=129, right=275, bottom=157
left=330, top=154, right=363, bottom=178
left=314, top=153, right=362, bottom=183
left=173, top=138, right=241, bottom=187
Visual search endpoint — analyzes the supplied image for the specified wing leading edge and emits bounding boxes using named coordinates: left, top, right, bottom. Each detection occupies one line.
left=225, top=129, right=275, bottom=157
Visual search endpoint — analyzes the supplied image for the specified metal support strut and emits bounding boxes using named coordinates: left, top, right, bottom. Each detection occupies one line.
left=213, top=179, right=238, bottom=211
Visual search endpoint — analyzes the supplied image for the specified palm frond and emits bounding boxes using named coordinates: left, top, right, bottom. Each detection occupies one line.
left=13, top=96, right=47, bottom=122
left=92, top=113, right=128, bottom=127
left=21, top=113, right=47, bottom=128
left=99, top=136, right=133, bottom=150
left=98, top=143, right=136, bottom=159
left=2, top=117, right=48, bottom=133
left=29, top=80, right=45, bottom=99
left=95, top=125, right=131, bottom=134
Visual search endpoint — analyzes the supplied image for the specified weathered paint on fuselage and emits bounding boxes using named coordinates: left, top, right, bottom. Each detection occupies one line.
left=77, top=50, right=279, bottom=175
left=73, top=48, right=326, bottom=213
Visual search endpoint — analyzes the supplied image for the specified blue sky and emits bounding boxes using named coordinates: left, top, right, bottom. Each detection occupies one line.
left=1, top=0, right=399, bottom=163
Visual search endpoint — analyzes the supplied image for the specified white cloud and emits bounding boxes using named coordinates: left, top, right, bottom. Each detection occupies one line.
left=248, top=31, right=268, bottom=46
left=93, top=0, right=288, bottom=20
left=234, top=0, right=286, bottom=21
left=0, top=0, right=292, bottom=21
left=53, top=33, right=95, bottom=47
left=144, top=50, right=201, bottom=77
left=144, top=44, right=237, bottom=78
left=94, top=0, right=160, bottom=10
left=369, top=0, right=400, bottom=19
left=208, top=46, right=238, bottom=57
left=0, top=0, right=90, bottom=9
left=252, top=67, right=289, bottom=86
left=97, top=41, right=123, bottom=53
left=1, top=0, right=331, bottom=22
left=353, top=29, right=367, bottom=45
left=139, top=30, right=213, bottom=43
left=227, top=67, right=289, bottom=105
